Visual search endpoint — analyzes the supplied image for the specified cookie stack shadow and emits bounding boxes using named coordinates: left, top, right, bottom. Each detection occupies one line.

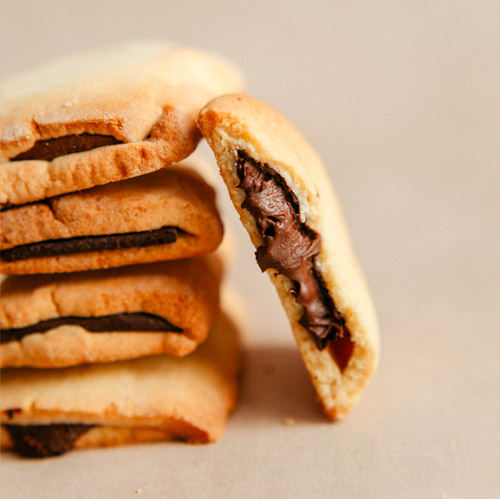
left=0, top=43, right=242, bottom=457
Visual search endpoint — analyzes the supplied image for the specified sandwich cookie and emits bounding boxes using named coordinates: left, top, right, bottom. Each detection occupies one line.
left=0, top=160, right=223, bottom=274
left=198, top=94, right=379, bottom=419
left=0, top=41, right=242, bottom=207
left=0, top=255, right=222, bottom=368
left=0, top=308, right=241, bottom=457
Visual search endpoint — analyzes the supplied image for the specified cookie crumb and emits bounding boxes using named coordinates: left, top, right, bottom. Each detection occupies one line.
left=283, top=418, right=295, bottom=426
left=135, top=489, right=143, bottom=495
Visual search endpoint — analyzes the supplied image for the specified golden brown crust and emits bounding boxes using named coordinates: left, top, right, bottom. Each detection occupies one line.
left=0, top=256, right=223, bottom=367
left=0, top=42, right=242, bottom=206
left=0, top=309, right=241, bottom=447
left=1, top=164, right=220, bottom=249
left=198, top=93, right=379, bottom=419
left=0, top=161, right=224, bottom=274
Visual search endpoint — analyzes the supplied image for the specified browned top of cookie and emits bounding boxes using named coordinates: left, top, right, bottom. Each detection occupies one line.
left=0, top=42, right=242, bottom=205
left=1, top=42, right=242, bottom=159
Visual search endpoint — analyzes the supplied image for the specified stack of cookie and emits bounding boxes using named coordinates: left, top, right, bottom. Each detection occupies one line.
left=0, top=43, right=242, bottom=457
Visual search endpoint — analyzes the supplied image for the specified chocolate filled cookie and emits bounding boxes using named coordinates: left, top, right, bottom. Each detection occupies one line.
left=0, top=41, right=242, bottom=207
left=0, top=159, right=223, bottom=274
left=198, top=94, right=379, bottom=419
left=1, top=307, right=241, bottom=457
left=0, top=255, right=222, bottom=367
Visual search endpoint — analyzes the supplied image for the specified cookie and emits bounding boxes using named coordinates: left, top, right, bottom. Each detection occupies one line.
left=0, top=41, right=242, bottom=207
left=0, top=307, right=241, bottom=457
left=0, top=158, right=224, bottom=274
left=198, top=94, right=379, bottom=419
left=0, top=255, right=222, bottom=367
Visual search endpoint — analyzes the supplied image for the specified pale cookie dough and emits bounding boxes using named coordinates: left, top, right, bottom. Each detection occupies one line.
left=0, top=159, right=224, bottom=274
left=0, top=308, right=241, bottom=456
left=0, top=255, right=222, bottom=367
left=198, top=93, right=379, bottom=419
left=0, top=41, right=242, bottom=206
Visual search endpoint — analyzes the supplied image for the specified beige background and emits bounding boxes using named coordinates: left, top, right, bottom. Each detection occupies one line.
left=1, top=1, right=499, bottom=497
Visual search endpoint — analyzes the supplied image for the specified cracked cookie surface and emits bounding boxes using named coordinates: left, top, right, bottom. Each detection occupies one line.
left=0, top=159, right=224, bottom=274
left=0, top=42, right=242, bottom=206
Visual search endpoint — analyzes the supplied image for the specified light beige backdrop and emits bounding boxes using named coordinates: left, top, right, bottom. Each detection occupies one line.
left=1, top=1, right=499, bottom=497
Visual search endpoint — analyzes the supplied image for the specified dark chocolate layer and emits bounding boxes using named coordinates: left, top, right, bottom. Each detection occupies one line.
left=3, top=408, right=22, bottom=420
left=236, top=151, right=353, bottom=356
left=1, top=226, right=178, bottom=262
left=4, top=424, right=94, bottom=458
left=1, top=312, right=183, bottom=344
left=11, top=134, right=121, bottom=162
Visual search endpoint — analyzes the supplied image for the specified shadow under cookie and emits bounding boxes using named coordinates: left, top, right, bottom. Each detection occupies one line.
left=237, top=344, right=324, bottom=424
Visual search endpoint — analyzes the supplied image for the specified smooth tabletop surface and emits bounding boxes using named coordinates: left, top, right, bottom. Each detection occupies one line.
left=1, top=1, right=499, bottom=497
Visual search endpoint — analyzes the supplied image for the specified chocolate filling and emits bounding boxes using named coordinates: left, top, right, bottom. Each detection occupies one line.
left=11, top=134, right=121, bottom=162
left=1, top=226, right=179, bottom=262
left=236, top=152, right=354, bottom=365
left=4, top=424, right=94, bottom=458
left=3, top=408, right=22, bottom=420
left=1, top=312, right=183, bottom=344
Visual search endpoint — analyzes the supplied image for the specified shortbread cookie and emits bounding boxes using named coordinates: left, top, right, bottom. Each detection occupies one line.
left=0, top=308, right=241, bottom=457
left=198, top=94, right=379, bottom=419
left=0, top=159, right=223, bottom=274
left=0, top=255, right=222, bottom=368
left=0, top=41, right=242, bottom=207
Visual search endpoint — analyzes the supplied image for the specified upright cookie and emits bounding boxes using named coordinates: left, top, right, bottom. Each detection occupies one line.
left=198, top=94, right=379, bottom=419
left=0, top=41, right=242, bottom=207
left=1, top=308, right=241, bottom=457
left=0, top=159, right=223, bottom=274
left=0, top=255, right=222, bottom=367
